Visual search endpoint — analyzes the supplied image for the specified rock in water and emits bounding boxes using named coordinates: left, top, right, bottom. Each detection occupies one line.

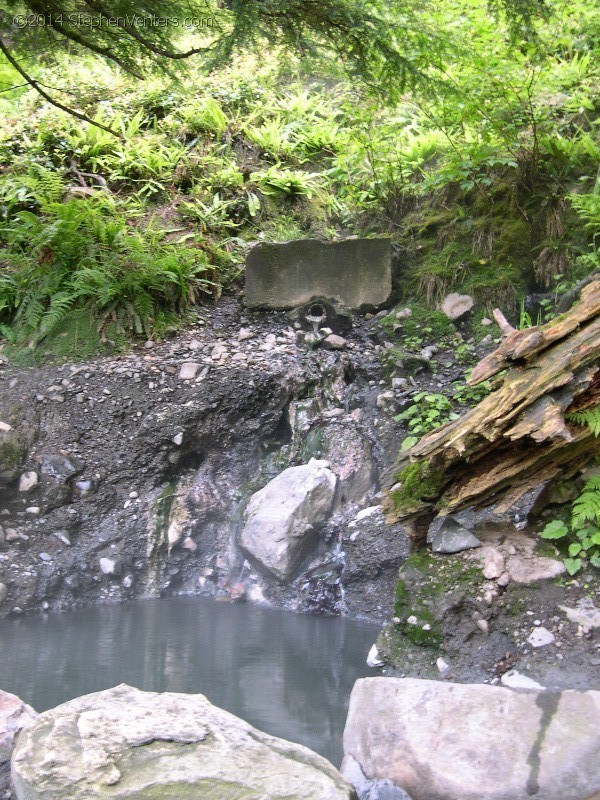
left=343, top=754, right=413, bottom=800
left=342, top=677, right=600, bottom=800
left=239, top=459, right=337, bottom=581
left=366, top=644, right=385, bottom=668
left=11, top=685, right=355, bottom=800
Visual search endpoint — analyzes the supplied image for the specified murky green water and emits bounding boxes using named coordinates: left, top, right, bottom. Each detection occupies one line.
left=0, top=596, right=380, bottom=766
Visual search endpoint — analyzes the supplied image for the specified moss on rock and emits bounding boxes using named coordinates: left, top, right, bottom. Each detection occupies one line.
left=0, top=433, right=26, bottom=479
left=390, top=460, right=445, bottom=516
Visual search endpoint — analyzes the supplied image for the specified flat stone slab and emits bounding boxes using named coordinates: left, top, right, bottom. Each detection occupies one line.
left=429, top=515, right=481, bottom=554
left=342, top=677, right=600, bottom=800
left=245, top=238, right=392, bottom=310
left=12, top=684, right=354, bottom=800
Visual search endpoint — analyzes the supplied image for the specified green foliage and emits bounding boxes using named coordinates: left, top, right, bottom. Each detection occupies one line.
left=0, top=0, right=598, bottom=358
left=390, top=460, right=445, bottom=513
left=170, top=97, right=229, bottom=138
left=518, top=298, right=537, bottom=329
left=251, top=167, right=323, bottom=199
left=382, top=305, right=455, bottom=343
left=572, top=476, right=600, bottom=528
left=395, top=392, right=459, bottom=448
left=260, top=214, right=307, bottom=241
left=454, top=341, right=476, bottom=365
left=570, top=192, right=600, bottom=239
left=541, top=480, right=600, bottom=576
left=0, top=164, right=64, bottom=216
left=452, top=380, right=491, bottom=405
left=568, top=407, right=600, bottom=437
left=0, top=434, right=25, bottom=472
left=0, top=197, right=214, bottom=345
left=540, top=410, right=600, bottom=575
left=179, top=193, right=242, bottom=232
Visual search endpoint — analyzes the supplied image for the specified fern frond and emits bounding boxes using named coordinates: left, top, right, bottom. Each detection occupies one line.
left=30, top=165, right=64, bottom=207
left=572, top=476, right=600, bottom=528
left=19, top=294, right=44, bottom=331
left=40, top=292, right=76, bottom=335
left=568, top=406, right=600, bottom=437
left=584, top=475, right=600, bottom=492
left=0, top=324, right=16, bottom=342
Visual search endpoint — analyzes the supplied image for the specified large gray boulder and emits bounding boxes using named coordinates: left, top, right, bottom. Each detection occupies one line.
left=245, top=238, right=392, bottom=310
left=342, top=677, right=600, bottom=800
left=1, top=690, right=36, bottom=798
left=12, top=684, right=356, bottom=800
left=239, top=459, right=337, bottom=581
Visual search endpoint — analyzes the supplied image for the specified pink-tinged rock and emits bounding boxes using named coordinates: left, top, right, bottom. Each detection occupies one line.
left=440, top=293, right=474, bottom=321
left=0, top=691, right=36, bottom=764
left=1, top=690, right=37, bottom=795
left=506, top=555, right=565, bottom=584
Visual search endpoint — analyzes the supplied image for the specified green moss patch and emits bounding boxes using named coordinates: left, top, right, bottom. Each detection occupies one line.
left=0, top=434, right=25, bottom=474
left=390, top=460, right=445, bottom=516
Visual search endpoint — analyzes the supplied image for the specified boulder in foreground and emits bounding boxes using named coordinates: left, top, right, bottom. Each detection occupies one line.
left=1, top=690, right=36, bottom=798
left=12, top=684, right=356, bottom=800
left=342, top=677, right=600, bottom=800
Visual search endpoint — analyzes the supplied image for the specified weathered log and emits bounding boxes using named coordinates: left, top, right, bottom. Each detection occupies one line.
left=469, top=280, right=600, bottom=384
left=384, top=280, right=600, bottom=530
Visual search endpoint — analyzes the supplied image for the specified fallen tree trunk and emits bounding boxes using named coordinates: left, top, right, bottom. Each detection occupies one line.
left=384, top=280, right=600, bottom=536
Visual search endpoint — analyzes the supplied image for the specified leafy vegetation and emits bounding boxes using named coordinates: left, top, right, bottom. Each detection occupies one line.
left=395, top=392, right=460, bottom=450
left=0, top=0, right=598, bottom=358
left=568, top=407, right=600, bottom=437
left=541, top=406, right=600, bottom=575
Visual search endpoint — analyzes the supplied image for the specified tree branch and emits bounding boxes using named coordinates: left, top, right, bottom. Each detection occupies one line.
left=84, top=0, right=217, bottom=60
left=0, top=37, right=122, bottom=139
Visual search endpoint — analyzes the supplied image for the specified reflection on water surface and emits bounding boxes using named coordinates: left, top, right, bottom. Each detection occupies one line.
left=0, top=596, right=379, bottom=765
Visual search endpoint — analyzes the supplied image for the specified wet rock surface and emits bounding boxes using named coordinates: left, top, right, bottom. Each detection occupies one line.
left=379, top=528, right=600, bottom=690
left=239, top=459, right=337, bottom=581
left=0, top=297, right=408, bottom=622
left=12, top=684, right=356, bottom=800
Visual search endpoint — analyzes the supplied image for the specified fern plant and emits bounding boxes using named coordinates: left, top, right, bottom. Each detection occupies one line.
left=0, top=197, right=215, bottom=344
left=568, top=407, right=600, bottom=437
left=541, top=406, right=600, bottom=574
left=251, top=166, right=322, bottom=199
left=0, top=165, right=64, bottom=219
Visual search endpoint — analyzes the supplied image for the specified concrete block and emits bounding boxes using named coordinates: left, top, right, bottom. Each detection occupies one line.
left=245, top=238, right=392, bottom=310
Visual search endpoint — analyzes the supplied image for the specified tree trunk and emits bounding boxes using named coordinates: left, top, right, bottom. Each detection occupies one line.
left=384, top=280, right=600, bottom=529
